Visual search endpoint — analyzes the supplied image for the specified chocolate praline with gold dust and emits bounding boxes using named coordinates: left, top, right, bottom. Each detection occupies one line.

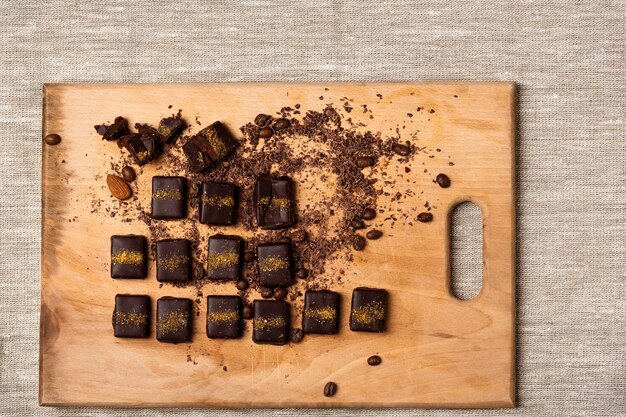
left=256, top=241, right=293, bottom=287
left=303, top=290, right=340, bottom=334
left=349, top=287, right=388, bottom=332
left=151, top=176, right=187, bottom=219
left=207, top=234, right=242, bottom=281
left=110, top=235, right=147, bottom=278
left=182, top=121, right=238, bottom=172
left=156, top=239, right=191, bottom=282
left=112, top=294, right=151, bottom=338
left=156, top=297, right=192, bottom=343
left=206, top=295, right=243, bottom=339
left=252, top=300, right=290, bottom=345
left=199, top=182, right=237, bottom=226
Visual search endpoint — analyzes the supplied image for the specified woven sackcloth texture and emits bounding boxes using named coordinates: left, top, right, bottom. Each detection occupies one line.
left=0, top=1, right=624, bottom=416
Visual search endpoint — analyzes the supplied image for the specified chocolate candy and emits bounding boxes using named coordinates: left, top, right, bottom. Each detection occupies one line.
left=118, top=133, right=158, bottom=166
left=182, top=121, right=238, bottom=172
left=206, top=295, right=242, bottom=339
left=110, top=235, right=147, bottom=278
left=156, top=239, right=191, bottom=282
left=156, top=297, right=192, bottom=343
left=256, top=242, right=292, bottom=287
left=158, top=116, right=186, bottom=143
left=151, top=176, right=187, bottom=219
left=252, top=300, right=290, bottom=345
left=94, top=116, right=128, bottom=140
left=349, top=287, right=388, bottom=332
left=255, top=176, right=295, bottom=229
left=302, top=290, right=340, bottom=334
left=199, top=182, right=237, bottom=226
left=112, top=294, right=151, bottom=338
left=207, top=234, right=242, bottom=281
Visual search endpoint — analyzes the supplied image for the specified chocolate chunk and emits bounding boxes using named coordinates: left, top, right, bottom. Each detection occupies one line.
left=198, top=182, right=237, bottom=226
left=156, top=239, right=191, bottom=282
left=255, top=176, right=295, bottom=229
left=94, top=116, right=128, bottom=140
left=206, top=234, right=242, bottom=281
left=134, top=123, right=160, bottom=141
left=158, top=116, right=186, bottom=143
left=118, top=134, right=158, bottom=166
left=182, top=121, right=238, bottom=172
left=44, top=133, right=61, bottom=145
left=121, top=166, right=136, bottom=182
left=151, top=176, right=187, bottom=219
left=156, top=297, right=192, bottom=343
left=256, top=242, right=293, bottom=287
left=206, top=295, right=242, bottom=339
left=349, top=287, right=388, bottom=332
left=110, top=235, right=147, bottom=278
left=252, top=300, right=290, bottom=345
left=113, top=294, right=151, bottom=338
left=436, top=173, right=451, bottom=188
left=302, top=290, right=340, bottom=334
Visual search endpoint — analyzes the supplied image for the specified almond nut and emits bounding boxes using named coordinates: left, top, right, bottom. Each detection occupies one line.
left=107, top=174, right=132, bottom=200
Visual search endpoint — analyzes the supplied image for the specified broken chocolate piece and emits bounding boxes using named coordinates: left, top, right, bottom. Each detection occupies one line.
left=199, top=182, right=237, bottom=226
left=302, top=290, right=340, bottom=334
left=207, top=234, right=242, bottom=281
left=156, top=239, right=191, bottom=282
left=94, top=116, right=128, bottom=140
left=256, top=241, right=292, bottom=287
left=158, top=116, right=186, bottom=143
left=349, top=287, right=388, bottom=332
left=151, top=176, right=187, bottom=219
left=110, top=235, right=147, bottom=278
left=182, top=121, right=238, bottom=172
left=118, top=134, right=158, bottom=166
left=252, top=299, right=290, bottom=345
left=206, top=295, right=243, bottom=339
left=255, top=176, right=295, bottom=229
left=156, top=296, right=192, bottom=343
left=113, top=294, right=151, bottom=338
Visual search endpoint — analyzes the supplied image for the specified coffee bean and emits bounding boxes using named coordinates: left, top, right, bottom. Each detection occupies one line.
left=436, top=173, right=451, bottom=188
left=392, top=143, right=411, bottom=156
left=236, top=280, right=249, bottom=291
left=192, top=261, right=204, bottom=280
left=273, top=287, right=287, bottom=300
left=417, top=212, right=433, bottom=223
left=362, top=208, right=376, bottom=220
left=44, top=133, right=61, bottom=145
left=242, top=305, right=253, bottom=320
left=273, top=118, right=291, bottom=131
left=258, top=127, right=274, bottom=139
left=254, top=113, right=272, bottom=126
left=121, top=166, right=136, bottom=182
left=323, top=382, right=337, bottom=397
left=356, top=156, right=374, bottom=168
left=367, top=355, right=382, bottom=366
left=295, top=268, right=309, bottom=279
left=243, top=250, right=256, bottom=263
left=353, top=235, right=366, bottom=251
left=291, top=229, right=307, bottom=242
left=260, top=287, right=274, bottom=298
left=366, top=230, right=383, bottom=240
left=351, top=218, right=365, bottom=229
left=290, top=328, right=303, bottom=343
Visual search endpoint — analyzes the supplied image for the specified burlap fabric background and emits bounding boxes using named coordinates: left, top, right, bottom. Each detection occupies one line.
left=1, top=1, right=624, bottom=416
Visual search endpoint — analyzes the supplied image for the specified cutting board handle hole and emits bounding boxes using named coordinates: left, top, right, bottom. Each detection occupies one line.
left=450, top=201, right=483, bottom=300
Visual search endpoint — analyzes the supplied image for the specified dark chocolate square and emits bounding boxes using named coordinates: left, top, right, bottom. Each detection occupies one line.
left=255, top=176, right=294, bottom=229
left=182, top=122, right=238, bottom=172
left=253, top=300, right=289, bottom=345
left=158, top=116, right=186, bottom=143
left=207, top=234, right=242, bottom=281
left=156, top=239, right=191, bottom=282
left=110, top=235, right=147, bottom=278
left=151, top=176, right=187, bottom=219
left=113, top=294, right=151, bottom=338
left=156, top=297, right=192, bottom=343
left=302, top=290, right=340, bottom=334
left=199, top=182, right=237, bottom=226
left=349, top=287, right=388, bottom=332
left=256, top=242, right=292, bottom=287
left=206, top=295, right=242, bottom=339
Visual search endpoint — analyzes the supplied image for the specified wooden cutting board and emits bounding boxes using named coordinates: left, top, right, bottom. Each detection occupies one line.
left=40, top=82, right=516, bottom=408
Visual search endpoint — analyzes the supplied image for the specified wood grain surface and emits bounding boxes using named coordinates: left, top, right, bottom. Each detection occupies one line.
left=40, top=82, right=516, bottom=408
